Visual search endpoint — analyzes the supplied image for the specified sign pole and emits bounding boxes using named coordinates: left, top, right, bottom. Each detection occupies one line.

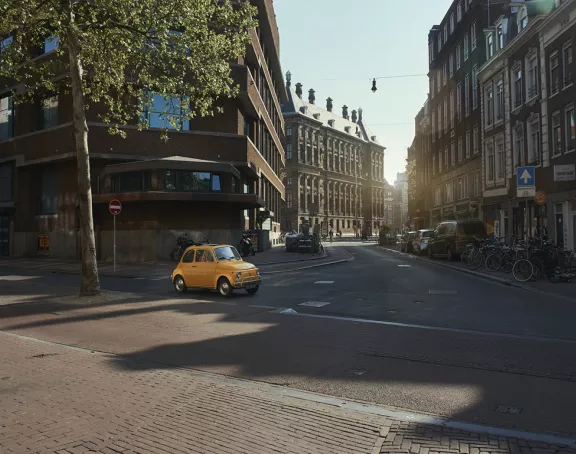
left=113, top=214, right=116, bottom=272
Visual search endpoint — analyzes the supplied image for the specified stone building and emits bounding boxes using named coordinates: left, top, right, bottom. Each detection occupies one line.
left=0, top=0, right=286, bottom=261
left=281, top=74, right=387, bottom=236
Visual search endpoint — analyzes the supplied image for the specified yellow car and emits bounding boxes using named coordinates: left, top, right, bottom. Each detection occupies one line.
left=170, top=244, right=261, bottom=297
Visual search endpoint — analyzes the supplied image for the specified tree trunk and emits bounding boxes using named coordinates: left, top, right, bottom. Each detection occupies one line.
left=67, top=25, right=101, bottom=296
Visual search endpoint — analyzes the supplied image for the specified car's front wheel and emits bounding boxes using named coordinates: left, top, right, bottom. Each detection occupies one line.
left=218, top=277, right=234, bottom=298
left=173, top=275, right=187, bottom=293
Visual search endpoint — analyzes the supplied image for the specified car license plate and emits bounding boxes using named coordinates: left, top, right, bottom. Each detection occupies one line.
left=246, top=283, right=257, bottom=289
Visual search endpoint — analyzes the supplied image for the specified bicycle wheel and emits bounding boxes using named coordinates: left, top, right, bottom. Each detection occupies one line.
left=501, top=256, right=515, bottom=273
left=529, top=258, right=544, bottom=281
left=468, top=251, right=484, bottom=270
left=461, top=248, right=473, bottom=265
left=512, top=259, right=533, bottom=282
left=485, top=253, right=501, bottom=272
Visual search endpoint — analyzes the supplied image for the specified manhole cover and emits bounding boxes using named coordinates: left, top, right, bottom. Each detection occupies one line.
left=348, top=369, right=367, bottom=376
left=299, top=301, right=330, bottom=308
left=495, top=405, right=522, bottom=415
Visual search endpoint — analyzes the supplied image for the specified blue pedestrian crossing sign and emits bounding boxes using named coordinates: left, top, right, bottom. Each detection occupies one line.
left=517, top=166, right=535, bottom=187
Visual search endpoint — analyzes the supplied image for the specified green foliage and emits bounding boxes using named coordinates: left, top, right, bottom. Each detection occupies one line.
left=379, top=225, right=391, bottom=237
left=0, top=0, right=257, bottom=137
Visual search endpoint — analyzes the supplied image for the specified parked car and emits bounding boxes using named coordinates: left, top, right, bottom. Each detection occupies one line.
left=428, top=220, right=486, bottom=260
left=412, top=229, right=435, bottom=255
left=400, top=231, right=418, bottom=253
left=171, top=244, right=261, bottom=297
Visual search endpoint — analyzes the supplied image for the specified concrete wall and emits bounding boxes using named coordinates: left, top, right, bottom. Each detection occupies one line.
left=13, top=231, right=79, bottom=259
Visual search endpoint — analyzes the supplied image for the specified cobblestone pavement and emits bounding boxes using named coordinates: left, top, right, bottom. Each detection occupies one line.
left=1, top=331, right=575, bottom=454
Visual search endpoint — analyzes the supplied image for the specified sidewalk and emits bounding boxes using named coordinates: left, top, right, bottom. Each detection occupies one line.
left=0, top=244, right=348, bottom=279
left=1, top=329, right=575, bottom=454
left=378, top=245, right=576, bottom=303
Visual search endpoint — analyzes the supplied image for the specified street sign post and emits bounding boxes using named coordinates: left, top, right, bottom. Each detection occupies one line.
left=108, top=200, right=122, bottom=271
left=516, top=167, right=535, bottom=239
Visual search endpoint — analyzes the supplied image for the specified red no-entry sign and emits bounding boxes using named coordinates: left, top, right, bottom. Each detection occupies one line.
left=109, top=199, right=122, bottom=216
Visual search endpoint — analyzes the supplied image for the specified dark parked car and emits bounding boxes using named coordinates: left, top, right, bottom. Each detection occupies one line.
left=428, top=220, right=486, bottom=260
left=412, top=229, right=435, bottom=255
left=400, top=231, right=418, bottom=253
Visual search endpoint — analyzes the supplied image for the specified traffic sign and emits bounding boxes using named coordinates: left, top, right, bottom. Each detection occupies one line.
left=109, top=199, right=122, bottom=216
left=517, top=186, right=535, bottom=198
left=517, top=166, right=535, bottom=187
left=535, top=191, right=547, bottom=206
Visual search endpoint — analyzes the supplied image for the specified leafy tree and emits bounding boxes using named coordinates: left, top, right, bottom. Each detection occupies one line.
left=0, top=0, right=256, bottom=295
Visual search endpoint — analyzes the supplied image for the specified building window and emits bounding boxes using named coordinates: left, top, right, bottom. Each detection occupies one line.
left=449, top=54, right=454, bottom=78
left=37, top=96, right=58, bottom=130
left=39, top=169, right=58, bottom=215
left=464, top=74, right=470, bottom=117
left=434, top=186, right=441, bottom=206
left=464, top=0, right=468, bottom=12
left=512, top=68, right=522, bottom=109
left=450, top=13, right=455, bottom=34
left=552, top=111, right=562, bottom=156
left=0, top=163, right=13, bottom=202
left=444, top=147, right=449, bottom=169
left=286, top=143, right=292, bottom=160
left=550, top=52, right=560, bottom=95
left=457, top=82, right=462, bottom=121
left=464, top=33, right=469, bottom=61
left=437, top=70, right=441, bottom=93
left=528, top=116, right=541, bottom=164
left=44, top=35, right=59, bottom=53
left=486, top=86, right=493, bottom=126
left=164, top=170, right=218, bottom=192
left=438, top=105, right=442, bottom=138
left=458, top=137, right=463, bottom=162
left=486, top=141, right=495, bottom=182
left=471, top=22, right=477, bottom=50
left=487, top=33, right=494, bottom=59
left=497, top=25, right=504, bottom=50
left=430, top=78, right=435, bottom=98
left=456, top=44, right=461, bottom=70
left=432, top=111, right=436, bottom=142
left=429, top=41, right=434, bottom=64
left=443, top=63, right=447, bottom=86
left=473, top=125, right=479, bottom=154
left=439, top=150, right=443, bottom=170
left=112, top=171, right=152, bottom=193
left=457, top=1, right=462, bottom=22
left=443, top=98, right=448, bottom=132
left=513, top=124, right=524, bottom=170
left=466, top=130, right=471, bottom=159
left=0, top=95, right=13, bottom=141
left=140, top=92, right=190, bottom=131
left=451, top=141, right=456, bottom=166
left=438, top=33, right=442, bottom=52
left=444, top=24, right=448, bottom=43
left=286, top=126, right=292, bottom=136
left=496, top=140, right=505, bottom=179
left=527, top=55, right=538, bottom=100
left=474, top=172, right=480, bottom=195
left=518, top=8, right=528, bottom=31
left=472, top=65, right=478, bottom=109
left=566, top=105, right=575, bottom=152
left=563, top=42, right=573, bottom=88
left=496, top=80, right=504, bottom=121
left=450, top=90, right=455, bottom=129
left=286, top=192, right=293, bottom=208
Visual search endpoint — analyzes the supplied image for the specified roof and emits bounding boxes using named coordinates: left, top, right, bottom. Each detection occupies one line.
left=100, top=156, right=241, bottom=178
left=282, top=81, right=383, bottom=148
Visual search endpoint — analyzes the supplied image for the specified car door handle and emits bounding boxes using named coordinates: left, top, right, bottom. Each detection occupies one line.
left=192, top=265, right=197, bottom=268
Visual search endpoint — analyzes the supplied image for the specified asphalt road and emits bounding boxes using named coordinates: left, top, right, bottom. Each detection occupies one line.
left=2, top=241, right=576, bottom=437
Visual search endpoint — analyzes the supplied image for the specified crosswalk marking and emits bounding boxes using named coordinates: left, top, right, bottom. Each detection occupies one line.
left=314, top=281, right=334, bottom=284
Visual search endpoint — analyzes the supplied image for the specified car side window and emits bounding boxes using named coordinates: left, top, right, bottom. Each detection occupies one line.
left=446, top=224, right=456, bottom=234
left=195, top=250, right=207, bottom=262
left=437, top=225, right=445, bottom=235
left=182, top=250, right=194, bottom=263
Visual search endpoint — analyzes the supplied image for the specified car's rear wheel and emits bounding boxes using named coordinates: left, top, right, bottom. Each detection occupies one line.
left=246, top=286, right=259, bottom=295
left=218, top=277, right=234, bottom=298
left=174, top=275, right=187, bottom=293
left=446, top=246, right=453, bottom=261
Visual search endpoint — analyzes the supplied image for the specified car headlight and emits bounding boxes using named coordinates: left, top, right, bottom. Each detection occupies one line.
left=256, top=269, right=260, bottom=275
left=236, top=272, right=242, bottom=279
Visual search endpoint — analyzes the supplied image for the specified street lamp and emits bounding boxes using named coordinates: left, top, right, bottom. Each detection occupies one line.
left=371, top=78, right=377, bottom=93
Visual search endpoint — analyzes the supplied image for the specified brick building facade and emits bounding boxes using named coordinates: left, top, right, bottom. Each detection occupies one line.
left=280, top=74, right=387, bottom=236
left=0, top=0, right=286, bottom=261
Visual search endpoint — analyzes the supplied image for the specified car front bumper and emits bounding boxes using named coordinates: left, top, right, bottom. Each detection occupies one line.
left=233, top=277, right=261, bottom=289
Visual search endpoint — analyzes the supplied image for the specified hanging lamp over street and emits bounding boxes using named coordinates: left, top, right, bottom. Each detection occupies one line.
left=371, top=78, right=377, bottom=93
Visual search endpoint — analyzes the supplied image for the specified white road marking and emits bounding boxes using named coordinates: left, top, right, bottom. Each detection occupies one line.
left=397, top=265, right=411, bottom=268
left=314, top=281, right=334, bottom=284
left=429, top=289, right=458, bottom=295
left=0, top=275, right=40, bottom=281
left=299, top=301, right=331, bottom=308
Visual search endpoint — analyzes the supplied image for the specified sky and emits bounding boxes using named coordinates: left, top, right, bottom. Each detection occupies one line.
left=274, top=0, right=453, bottom=184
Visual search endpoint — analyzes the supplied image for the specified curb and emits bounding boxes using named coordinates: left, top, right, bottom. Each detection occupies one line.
left=377, top=246, right=576, bottom=302
left=259, top=256, right=354, bottom=275
left=249, top=249, right=328, bottom=267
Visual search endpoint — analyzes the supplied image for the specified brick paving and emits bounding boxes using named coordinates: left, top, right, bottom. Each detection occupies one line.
left=1, top=331, right=575, bottom=454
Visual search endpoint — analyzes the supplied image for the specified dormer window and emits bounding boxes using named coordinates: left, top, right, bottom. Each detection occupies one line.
left=313, top=113, right=320, bottom=120
left=328, top=119, right=335, bottom=127
left=518, top=7, right=528, bottom=31
left=487, top=33, right=494, bottom=59
left=344, top=126, right=351, bottom=133
left=497, top=25, right=503, bottom=50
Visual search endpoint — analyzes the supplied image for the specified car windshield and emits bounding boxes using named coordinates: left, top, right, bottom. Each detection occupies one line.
left=459, top=223, right=485, bottom=236
left=214, top=246, right=241, bottom=261
left=421, top=231, right=433, bottom=238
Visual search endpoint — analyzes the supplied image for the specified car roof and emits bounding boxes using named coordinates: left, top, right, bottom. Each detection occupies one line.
left=418, top=229, right=434, bottom=232
left=184, top=244, right=233, bottom=252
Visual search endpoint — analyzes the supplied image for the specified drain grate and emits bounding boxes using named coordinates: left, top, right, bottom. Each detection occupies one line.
left=495, top=405, right=522, bottom=415
left=348, top=369, right=367, bottom=376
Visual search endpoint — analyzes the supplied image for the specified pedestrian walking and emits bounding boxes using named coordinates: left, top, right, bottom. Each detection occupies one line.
left=329, top=228, right=333, bottom=242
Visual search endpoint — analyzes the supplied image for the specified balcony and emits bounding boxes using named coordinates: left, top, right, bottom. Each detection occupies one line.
left=528, top=85, right=538, bottom=99
left=514, top=98, right=522, bottom=109
left=550, top=81, right=560, bottom=95
left=565, top=75, right=574, bottom=87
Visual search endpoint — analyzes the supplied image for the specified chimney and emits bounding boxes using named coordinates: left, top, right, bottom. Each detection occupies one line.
left=285, top=70, right=292, bottom=88
left=295, top=83, right=303, bottom=99
left=371, top=135, right=377, bottom=141
left=326, top=97, right=333, bottom=112
left=342, top=105, right=349, bottom=119
left=308, top=88, right=316, bottom=104
left=351, top=110, right=358, bottom=123
left=358, top=108, right=363, bottom=122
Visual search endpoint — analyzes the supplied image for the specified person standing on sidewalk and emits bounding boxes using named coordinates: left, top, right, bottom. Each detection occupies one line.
left=329, top=228, right=333, bottom=242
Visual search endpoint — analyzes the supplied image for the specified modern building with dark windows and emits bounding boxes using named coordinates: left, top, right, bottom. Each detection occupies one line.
left=478, top=0, right=575, bottom=249
left=281, top=73, right=387, bottom=236
left=0, top=0, right=286, bottom=261
left=426, top=0, right=510, bottom=228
